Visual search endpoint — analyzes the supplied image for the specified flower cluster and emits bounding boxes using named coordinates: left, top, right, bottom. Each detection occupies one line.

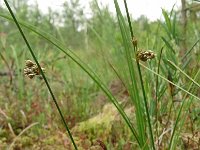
left=24, top=60, right=45, bottom=79
left=136, top=49, right=156, bottom=61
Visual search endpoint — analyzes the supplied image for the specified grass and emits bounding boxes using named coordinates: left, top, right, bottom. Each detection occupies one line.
left=0, top=0, right=199, bottom=149
left=3, top=0, right=78, bottom=149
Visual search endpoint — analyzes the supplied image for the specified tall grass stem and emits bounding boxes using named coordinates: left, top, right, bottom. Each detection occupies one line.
left=123, top=0, right=156, bottom=149
left=3, top=1, right=78, bottom=149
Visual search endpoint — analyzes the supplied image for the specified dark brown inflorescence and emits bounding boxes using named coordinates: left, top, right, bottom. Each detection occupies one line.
left=24, top=60, right=45, bottom=79
left=136, top=49, right=156, bottom=62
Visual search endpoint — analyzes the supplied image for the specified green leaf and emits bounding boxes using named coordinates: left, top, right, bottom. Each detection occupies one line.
left=162, top=9, right=172, bottom=37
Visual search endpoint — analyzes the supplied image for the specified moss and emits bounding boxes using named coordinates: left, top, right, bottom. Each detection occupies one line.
left=20, top=136, right=33, bottom=146
left=0, top=137, right=7, bottom=149
left=72, top=104, right=117, bottom=140
left=72, top=103, right=134, bottom=142
left=0, top=129, right=9, bottom=139
left=42, top=136, right=57, bottom=145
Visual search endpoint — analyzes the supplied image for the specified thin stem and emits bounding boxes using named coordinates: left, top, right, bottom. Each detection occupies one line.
left=123, top=0, right=156, bottom=149
left=168, top=60, right=200, bottom=88
left=0, top=51, right=13, bottom=84
left=155, top=47, right=163, bottom=144
left=137, top=60, right=200, bottom=101
left=3, top=1, right=78, bottom=149
left=124, top=0, right=134, bottom=38
left=1, top=10, right=141, bottom=146
left=168, top=69, right=200, bottom=149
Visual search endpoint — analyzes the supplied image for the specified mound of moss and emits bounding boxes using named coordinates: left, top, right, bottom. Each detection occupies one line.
left=72, top=103, right=134, bottom=142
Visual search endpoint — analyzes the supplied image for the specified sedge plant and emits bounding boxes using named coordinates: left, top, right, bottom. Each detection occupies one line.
left=1, top=0, right=200, bottom=149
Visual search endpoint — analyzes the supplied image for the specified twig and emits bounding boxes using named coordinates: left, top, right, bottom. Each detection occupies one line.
left=8, top=122, right=39, bottom=150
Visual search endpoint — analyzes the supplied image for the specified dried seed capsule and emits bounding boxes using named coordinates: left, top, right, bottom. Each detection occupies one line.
left=27, top=74, right=35, bottom=79
left=24, top=68, right=34, bottom=74
left=132, top=37, right=138, bottom=47
left=41, top=67, right=45, bottom=73
left=32, top=66, right=39, bottom=75
left=136, top=49, right=156, bottom=61
left=24, top=59, right=45, bottom=79
left=25, top=60, right=35, bottom=67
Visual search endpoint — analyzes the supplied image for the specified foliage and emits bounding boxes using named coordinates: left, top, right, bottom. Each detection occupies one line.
left=0, top=0, right=199, bottom=149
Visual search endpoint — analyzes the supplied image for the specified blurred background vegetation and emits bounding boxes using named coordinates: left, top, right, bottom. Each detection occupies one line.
left=0, top=0, right=199, bottom=149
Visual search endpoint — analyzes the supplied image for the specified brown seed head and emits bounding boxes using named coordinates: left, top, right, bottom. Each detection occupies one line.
left=27, top=74, right=35, bottom=79
left=132, top=37, right=138, bottom=47
left=136, top=49, right=156, bottom=61
left=25, top=60, right=35, bottom=67
left=24, top=60, right=45, bottom=79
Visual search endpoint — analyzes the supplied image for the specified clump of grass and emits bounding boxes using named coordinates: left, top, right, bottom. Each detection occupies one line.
left=3, top=0, right=78, bottom=149
left=1, top=0, right=199, bottom=149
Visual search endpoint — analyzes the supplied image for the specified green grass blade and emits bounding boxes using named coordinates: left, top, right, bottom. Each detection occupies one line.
left=155, top=47, right=164, bottom=139
left=172, top=13, right=177, bottom=40
left=11, top=45, right=24, bottom=100
left=0, top=12, right=141, bottom=146
left=113, top=0, right=146, bottom=147
left=122, top=1, right=156, bottom=149
left=162, top=9, right=172, bottom=38
left=3, top=1, right=78, bottom=149
left=181, top=39, right=200, bottom=62
left=161, top=37, right=175, bottom=53
left=167, top=60, right=200, bottom=88
left=168, top=69, right=200, bottom=149
left=136, top=59, right=200, bottom=101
